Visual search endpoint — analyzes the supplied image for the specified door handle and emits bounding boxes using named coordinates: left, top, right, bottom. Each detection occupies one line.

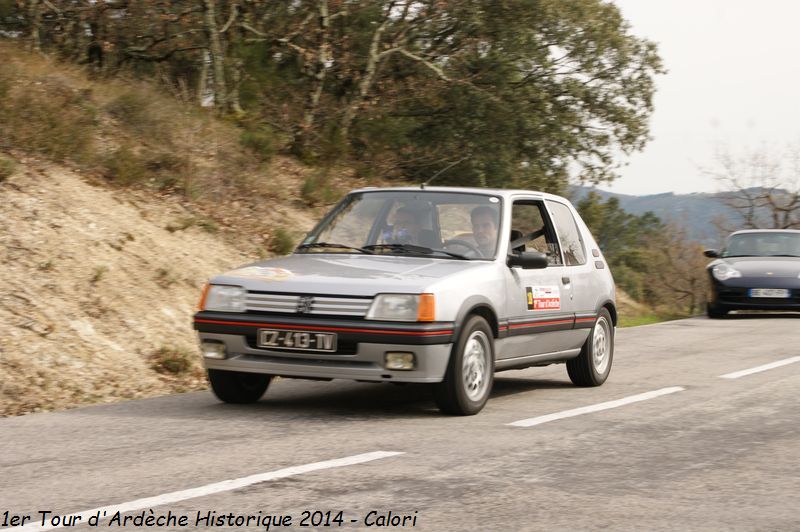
left=562, top=276, right=571, bottom=285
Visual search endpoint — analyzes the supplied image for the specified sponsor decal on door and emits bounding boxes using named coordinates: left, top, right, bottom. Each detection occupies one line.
left=526, top=286, right=561, bottom=310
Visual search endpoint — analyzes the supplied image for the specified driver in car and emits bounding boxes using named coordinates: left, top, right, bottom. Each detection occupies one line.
left=470, top=206, right=499, bottom=257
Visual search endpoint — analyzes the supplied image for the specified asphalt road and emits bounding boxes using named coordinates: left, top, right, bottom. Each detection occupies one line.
left=1, top=315, right=799, bottom=532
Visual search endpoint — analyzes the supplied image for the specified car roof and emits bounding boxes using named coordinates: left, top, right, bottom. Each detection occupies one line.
left=348, top=186, right=572, bottom=204
left=729, top=229, right=800, bottom=235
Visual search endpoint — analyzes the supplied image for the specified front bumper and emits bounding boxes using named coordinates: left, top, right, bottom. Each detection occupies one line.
left=193, top=311, right=455, bottom=383
left=709, top=279, right=800, bottom=311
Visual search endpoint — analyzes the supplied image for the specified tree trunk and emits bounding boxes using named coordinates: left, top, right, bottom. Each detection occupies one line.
left=292, top=0, right=332, bottom=155
left=203, top=0, right=228, bottom=112
left=339, top=16, right=390, bottom=140
left=27, top=0, right=42, bottom=53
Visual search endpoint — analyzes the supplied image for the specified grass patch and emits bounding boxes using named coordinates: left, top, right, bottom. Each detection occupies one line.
left=106, top=91, right=169, bottom=142
left=240, top=124, right=277, bottom=161
left=618, top=312, right=684, bottom=328
left=90, top=265, right=108, bottom=285
left=154, top=267, right=178, bottom=288
left=150, top=346, right=193, bottom=375
left=0, top=84, right=96, bottom=162
left=0, top=155, right=15, bottom=182
left=300, top=170, right=341, bottom=206
left=270, top=227, right=296, bottom=255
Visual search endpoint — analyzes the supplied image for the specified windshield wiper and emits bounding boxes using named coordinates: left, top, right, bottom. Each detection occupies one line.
left=363, top=243, right=469, bottom=260
left=769, top=254, right=800, bottom=258
left=296, top=242, right=373, bottom=254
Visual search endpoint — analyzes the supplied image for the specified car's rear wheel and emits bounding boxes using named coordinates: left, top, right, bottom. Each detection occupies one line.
left=567, top=308, right=614, bottom=387
left=434, top=315, right=494, bottom=415
left=207, top=369, right=272, bottom=404
left=706, top=302, right=729, bottom=319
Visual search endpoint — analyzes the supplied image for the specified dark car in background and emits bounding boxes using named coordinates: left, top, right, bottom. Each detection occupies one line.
left=704, top=229, right=800, bottom=318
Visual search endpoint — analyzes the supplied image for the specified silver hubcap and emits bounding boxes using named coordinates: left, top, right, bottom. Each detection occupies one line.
left=462, top=330, right=490, bottom=401
left=592, top=317, right=612, bottom=375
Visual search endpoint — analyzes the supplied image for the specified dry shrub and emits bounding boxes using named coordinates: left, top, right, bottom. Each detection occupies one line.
left=0, top=78, right=96, bottom=161
left=106, top=91, right=169, bottom=143
left=150, top=346, right=194, bottom=375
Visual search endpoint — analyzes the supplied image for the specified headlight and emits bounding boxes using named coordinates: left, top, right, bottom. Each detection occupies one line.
left=711, top=263, right=741, bottom=281
left=203, top=285, right=246, bottom=312
left=366, top=293, right=435, bottom=322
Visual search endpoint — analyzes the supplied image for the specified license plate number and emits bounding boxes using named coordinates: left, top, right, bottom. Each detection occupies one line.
left=257, top=329, right=337, bottom=352
left=749, top=288, right=790, bottom=298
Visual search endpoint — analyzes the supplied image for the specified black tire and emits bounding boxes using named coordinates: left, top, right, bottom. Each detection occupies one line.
left=434, top=315, right=494, bottom=415
left=207, top=369, right=272, bottom=404
left=567, top=308, right=614, bottom=387
left=706, top=302, right=729, bottom=319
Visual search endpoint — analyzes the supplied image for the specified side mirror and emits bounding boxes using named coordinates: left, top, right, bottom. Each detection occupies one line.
left=704, top=249, right=720, bottom=258
left=507, top=251, right=548, bottom=269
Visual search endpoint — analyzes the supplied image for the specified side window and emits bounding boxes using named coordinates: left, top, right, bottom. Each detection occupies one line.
left=546, top=201, right=587, bottom=266
left=511, top=201, right=562, bottom=265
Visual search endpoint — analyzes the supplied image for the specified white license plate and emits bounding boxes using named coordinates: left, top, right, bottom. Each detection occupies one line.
left=748, top=288, right=790, bottom=298
left=257, top=329, right=337, bottom=352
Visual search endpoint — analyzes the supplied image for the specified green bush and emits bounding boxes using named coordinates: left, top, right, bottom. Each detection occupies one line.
left=270, top=227, right=295, bottom=255
left=240, top=125, right=276, bottom=161
left=300, top=170, right=341, bottom=206
left=0, top=156, right=15, bottom=182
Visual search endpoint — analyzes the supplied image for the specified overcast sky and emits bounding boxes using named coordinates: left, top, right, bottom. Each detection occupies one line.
left=602, top=0, right=800, bottom=196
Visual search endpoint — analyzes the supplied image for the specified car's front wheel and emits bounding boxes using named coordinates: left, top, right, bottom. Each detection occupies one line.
left=434, top=315, right=494, bottom=415
left=567, top=308, right=614, bottom=386
left=207, top=369, right=272, bottom=404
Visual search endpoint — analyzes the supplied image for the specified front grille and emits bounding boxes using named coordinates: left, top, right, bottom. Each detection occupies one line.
left=245, top=292, right=373, bottom=317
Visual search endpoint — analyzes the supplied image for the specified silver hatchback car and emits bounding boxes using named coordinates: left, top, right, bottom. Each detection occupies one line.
left=194, top=187, right=616, bottom=415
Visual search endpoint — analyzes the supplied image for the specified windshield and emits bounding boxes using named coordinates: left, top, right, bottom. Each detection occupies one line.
left=722, top=232, right=800, bottom=257
left=299, top=191, right=503, bottom=260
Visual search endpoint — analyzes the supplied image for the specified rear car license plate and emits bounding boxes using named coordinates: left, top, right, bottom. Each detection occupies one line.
left=257, top=329, right=337, bottom=352
left=748, top=288, right=790, bottom=298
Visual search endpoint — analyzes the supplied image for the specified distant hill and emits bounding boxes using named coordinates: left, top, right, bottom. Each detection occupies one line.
left=570, top=186, right=745, bottom=247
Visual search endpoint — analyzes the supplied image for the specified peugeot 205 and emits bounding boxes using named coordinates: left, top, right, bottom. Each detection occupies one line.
left=194, top=187, right=616, bottom=415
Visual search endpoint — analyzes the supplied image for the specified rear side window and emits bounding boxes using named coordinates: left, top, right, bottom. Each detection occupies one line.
left=546, top=201, right=586, bottom=266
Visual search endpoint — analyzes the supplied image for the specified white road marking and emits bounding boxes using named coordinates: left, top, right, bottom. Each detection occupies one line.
left=719, top=356, right=800, bottom=380
left=1, top=451, right=403, bottom=532
left=508, top=386, right=685, bottom=428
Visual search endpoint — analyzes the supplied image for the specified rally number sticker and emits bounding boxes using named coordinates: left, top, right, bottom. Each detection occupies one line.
left=526, top=286, right=561, bottom=310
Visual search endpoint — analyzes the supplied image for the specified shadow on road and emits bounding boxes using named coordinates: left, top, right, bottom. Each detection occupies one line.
left=720, top=312, right=800, bottom=320
left=69, top=374, right=574, bottom=420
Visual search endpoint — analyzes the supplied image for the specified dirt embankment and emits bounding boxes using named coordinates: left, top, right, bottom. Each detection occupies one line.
left=0, top=160, right=272, bottom=416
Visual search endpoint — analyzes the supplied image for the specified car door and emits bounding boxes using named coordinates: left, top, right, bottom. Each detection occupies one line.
left=545, top=200, right=598, bottom=334
left=500, top=198, right=580, bottom=359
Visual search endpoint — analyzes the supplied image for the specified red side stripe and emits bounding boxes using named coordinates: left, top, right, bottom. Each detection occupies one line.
left=194, top=318, right=453, bottom=336
left=509, top=319, right=573, bottom=329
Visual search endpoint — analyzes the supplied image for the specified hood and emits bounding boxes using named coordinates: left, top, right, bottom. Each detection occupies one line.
left=211, top=253, right=491, bottom=295
left=717, top=256, right=800, bottom=278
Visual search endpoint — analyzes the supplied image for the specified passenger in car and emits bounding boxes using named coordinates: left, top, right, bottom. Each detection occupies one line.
left=389, top=206, right=440, bottom=248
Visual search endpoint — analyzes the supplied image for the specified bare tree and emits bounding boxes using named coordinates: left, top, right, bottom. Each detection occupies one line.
left=707, top=146, right=800, bottom=229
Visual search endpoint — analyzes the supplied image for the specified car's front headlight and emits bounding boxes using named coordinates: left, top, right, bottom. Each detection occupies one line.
left=366, top=293, right=435, bottom=322
left=711, top=263, right=742, bottom=281
left=201, top=284, right=246, bottom=312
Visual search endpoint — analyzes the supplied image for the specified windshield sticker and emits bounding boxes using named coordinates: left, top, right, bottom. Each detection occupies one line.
left=230, top=266, right=294, bottom=281
left=526, top=286, right=561, bottom=310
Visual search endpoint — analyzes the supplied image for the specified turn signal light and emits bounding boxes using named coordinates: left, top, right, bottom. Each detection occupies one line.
left=417, top=293, right=435, bottom=322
